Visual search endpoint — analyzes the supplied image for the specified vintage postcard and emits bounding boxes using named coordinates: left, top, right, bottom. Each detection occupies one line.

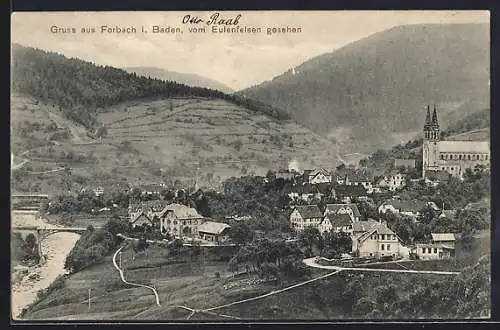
left=10, top=11, right=491, bottom=321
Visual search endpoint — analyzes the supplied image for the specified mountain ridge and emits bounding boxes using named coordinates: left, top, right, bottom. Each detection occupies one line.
left=124, top=66, right=234, bottom=94
left=239, top=23, right=489, bottom=154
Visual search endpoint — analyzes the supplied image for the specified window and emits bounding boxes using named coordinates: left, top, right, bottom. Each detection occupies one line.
left=434, top=248, right=438, bottom=253
left=440, top=154, right=444, bottom=160
left=451, top=167, right=454, bottom=171
left=442, top=167, right=445, bottom=170
left=369, top=253, right=373, bottom=257
left=486, top=155, right=489, bottom=161
left=381, top=244, right=385, bottom=250
left=422, top=248, right=425, bottom=254
left=381, top=234, right=385, bottom=240
left=459, top=155, right=462, bottom=160
left=427, top=248, right=432, bottom=254
left=387, top=244, right=391, bottom=251
left=467, top=155, right=471, bottom=160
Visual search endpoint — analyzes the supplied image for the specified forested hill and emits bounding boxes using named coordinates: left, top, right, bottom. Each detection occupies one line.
left=11, top=44, right=289, bottom=129
left=240, top=23, right=489, bottom=153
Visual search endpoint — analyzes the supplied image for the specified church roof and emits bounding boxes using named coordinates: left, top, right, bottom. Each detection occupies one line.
left=438, top=141, right=490, bottom=153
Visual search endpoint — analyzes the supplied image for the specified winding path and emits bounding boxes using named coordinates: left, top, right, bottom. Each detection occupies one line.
left=112, top=246, right=161, bottom=306
left=302, top=257, right=461, bottom=275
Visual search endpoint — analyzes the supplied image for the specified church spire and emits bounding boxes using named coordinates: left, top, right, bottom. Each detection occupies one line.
left=424, top=105, right=431, bottom=128
left=432, top=104, right=439, bottom=127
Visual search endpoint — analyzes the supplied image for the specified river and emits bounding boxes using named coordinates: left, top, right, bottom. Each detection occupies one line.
left=11, top=231, right=81, bottom=319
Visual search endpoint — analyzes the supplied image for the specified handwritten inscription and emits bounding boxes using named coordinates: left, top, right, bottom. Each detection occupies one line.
left=182, top=12, right=242, bottom=26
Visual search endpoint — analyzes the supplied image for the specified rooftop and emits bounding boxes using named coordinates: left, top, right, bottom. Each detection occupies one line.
left=161, top=203, right=203, bottom=219
left=353, top=219, right=378, bottom=232
left=438, top=140, right=490, bottom=153
left=325, top=203, right=361, bottom=217
left=293, top=205, right=323, bottom=219
left=431, top=233, right=456, bottom=242
left=197, top=221, right=231, bottom=235
left=328, top=213, right=353, bottom=227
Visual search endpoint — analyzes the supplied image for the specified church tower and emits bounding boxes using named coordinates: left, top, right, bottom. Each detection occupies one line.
left=422, top=105, right=441, bottom=178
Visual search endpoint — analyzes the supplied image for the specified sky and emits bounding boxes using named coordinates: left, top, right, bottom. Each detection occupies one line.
left=11, top=11, right=489, bottom=90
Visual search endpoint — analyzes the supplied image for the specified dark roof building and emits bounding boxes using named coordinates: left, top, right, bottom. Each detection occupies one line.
left=293, top=205, right=323, bottom=219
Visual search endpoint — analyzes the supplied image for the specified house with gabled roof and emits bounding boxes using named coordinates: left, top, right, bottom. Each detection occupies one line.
left=130, top=211, right=153, bottom=228
left=318, top=213, right=354, bottom=235
left=289, top=205, right=323, bottom=232
left=411, top=233, right=456, bottom=260
left=197, top=221, right=231, bottom=244
left=324, top=203, right=361, bottom=222
left=128, top=200, right=170, bottom=221
left=376, top=170, right=407, bottom=191
left=303, top=168, right=332, bottom=185
left=352, top=220, right=407, bottom=259
left=159, top=203, right=205, bottom=238
left=344, top=169, right=373, bottom=190
left=378, top=198, right=428, bottom=218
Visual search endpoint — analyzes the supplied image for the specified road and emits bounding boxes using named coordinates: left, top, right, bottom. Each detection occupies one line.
left=302, top=257, right=461, bottom=275
left=112, top=246, right=161, bottom=306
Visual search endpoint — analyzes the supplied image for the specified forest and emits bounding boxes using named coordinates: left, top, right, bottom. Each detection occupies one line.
left=11, top=44, right=290, bottom=129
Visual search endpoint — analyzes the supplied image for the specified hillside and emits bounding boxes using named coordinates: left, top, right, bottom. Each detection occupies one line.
left=240, top=23, right=489, bottom=154
left=124, top=67, right=234, bottom=94
left=10, top=93, right=339, bottom=195
left=11, top=44, right=289, bottom=130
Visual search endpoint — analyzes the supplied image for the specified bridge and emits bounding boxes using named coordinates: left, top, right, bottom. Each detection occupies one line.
left=12, top=225, right=92, bottom=237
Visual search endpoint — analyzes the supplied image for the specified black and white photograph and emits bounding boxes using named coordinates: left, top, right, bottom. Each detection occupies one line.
left=10, top=10, right=491, bottom=321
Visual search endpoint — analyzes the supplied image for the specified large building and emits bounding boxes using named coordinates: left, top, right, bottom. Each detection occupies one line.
left=422, top=105, right=490, bottom=179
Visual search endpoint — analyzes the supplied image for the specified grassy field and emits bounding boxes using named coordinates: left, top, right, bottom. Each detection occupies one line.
left=11, top=94, right=339, bottom=195
left=21, top=245, right=302, bottom=320
left=20, top=230, right=490, bottom=321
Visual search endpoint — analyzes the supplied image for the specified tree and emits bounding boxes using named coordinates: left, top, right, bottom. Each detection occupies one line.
left=228, top=222, right=254, bottom=245
left=299, top=227, right=323, bottom=256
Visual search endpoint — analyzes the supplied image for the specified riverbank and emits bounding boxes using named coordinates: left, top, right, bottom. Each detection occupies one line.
left=11, top=231, right=81, bottom=319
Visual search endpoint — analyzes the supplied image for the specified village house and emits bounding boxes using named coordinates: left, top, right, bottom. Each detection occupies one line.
left=288, top=183, right=335, bottom=203
left=128, top=200, right=170, bottom=222
left=412, top=233, right=456, bottom=260
left=302, top=168, right=332, bottom=185
left=332, top=173, right=345, bottom=185
left=333, top=184, right=367, bottom=201
left=324, top=203, right=361, bottom=222
left=134, top=183, right=165, bottom=197
left=344, top=170, right=373, bottom=190
left=318, top=213, right=354, bottom=235
left=378, top=198, right=430, bottom=218
left=129, top=210, right=153, bottom=228
left=197, top=221, right=231, bottom=244
left=352, top=220, right=407, bottom=259
left=289, top=205, right=323, bottom=232
left=376, top=171, right=407, bottom=191
left=159, top=203, right=205, bottom=238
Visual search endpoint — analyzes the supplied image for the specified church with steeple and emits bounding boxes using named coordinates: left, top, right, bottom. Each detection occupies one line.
left=422, top=105, right=490, bottom=179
